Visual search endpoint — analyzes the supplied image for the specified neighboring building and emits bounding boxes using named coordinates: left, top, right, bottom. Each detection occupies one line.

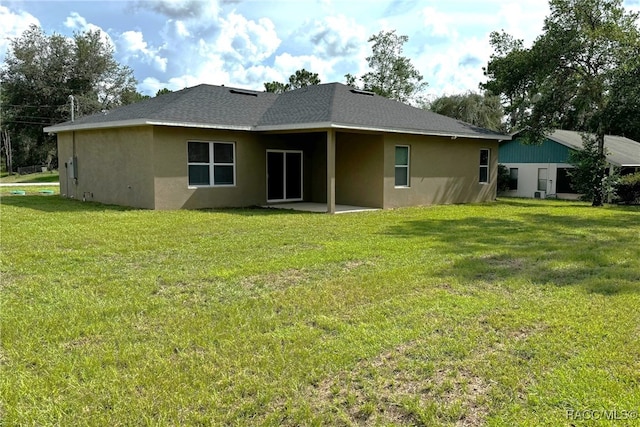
left=44, top=83, right=508, bottom=212
left=499, top=130, right=640, bottom=199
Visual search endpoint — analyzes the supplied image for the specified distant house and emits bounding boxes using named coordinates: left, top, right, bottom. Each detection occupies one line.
left=499, top=130, right=640, bottom=199
left=44, top=83, right=508, bottom=212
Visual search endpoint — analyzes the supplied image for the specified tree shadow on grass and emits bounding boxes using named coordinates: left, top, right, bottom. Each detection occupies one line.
left=0, top=195, right=308, bottom=216
left=0, top=195, right=133, bottom=213
left=384, top=211, right=640, bottom=295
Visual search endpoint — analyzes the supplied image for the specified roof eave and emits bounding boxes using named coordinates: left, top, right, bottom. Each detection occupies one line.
left=45, top=118, right=509, bottom=141
left=44, top=119, right=254, bottom=133
left=44, top=119, right=149, bottom=133
left=256, top=122, right=509, bottom=140
left=333, top=123, right=509, bottom=140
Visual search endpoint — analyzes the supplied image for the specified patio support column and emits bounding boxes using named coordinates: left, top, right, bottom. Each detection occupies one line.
left=326, top=129, right=336, bottom=214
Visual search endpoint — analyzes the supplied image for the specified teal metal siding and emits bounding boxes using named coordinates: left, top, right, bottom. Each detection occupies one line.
left=499, top=138, right=574, bottom=163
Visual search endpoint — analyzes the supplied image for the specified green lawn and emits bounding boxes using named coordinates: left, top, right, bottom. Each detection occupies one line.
left=1, top=195, right=639, bottom=426
left=0, top=170, right=59, bottom=184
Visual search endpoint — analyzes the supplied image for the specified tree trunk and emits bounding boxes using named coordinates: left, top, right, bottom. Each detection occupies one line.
left=592, top=131, right=606, bottom=207
left=1, top=130, right=13, bottom=175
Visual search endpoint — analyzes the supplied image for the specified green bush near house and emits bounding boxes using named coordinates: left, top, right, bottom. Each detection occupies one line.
left=1, top=196, right=639, bottom=426
left=615, top=172, right=640, bottom=204
left=497, top=163, right=511, bottom=193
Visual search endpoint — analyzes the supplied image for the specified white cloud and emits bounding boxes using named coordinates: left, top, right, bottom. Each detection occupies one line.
left=421, top=6, right=457, bottom=38
left=495, top=2, right=548, bottom=45
left=0, top=5, right=40, bottom=60
left=305, top=15, right=368, bottom=59
left=215, top=12, right=280, bottom=64
left=273, top=52, right=333, bottom=79
left=64, top=12, right=114, bottom=48
left=175, top=20, right=191, bottom=38
left=138, top=0, right=220, bottom=20
left=119, top=30, right=168, bottom=72
left=416, top=35, right=493, bottom=97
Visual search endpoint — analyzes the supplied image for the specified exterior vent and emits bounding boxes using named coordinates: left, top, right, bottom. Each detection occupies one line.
left=350, top=89, right=375, bottom=96
left=534, top=191, right=546, bottom=199
left=229, top=89, right=258, bottom=97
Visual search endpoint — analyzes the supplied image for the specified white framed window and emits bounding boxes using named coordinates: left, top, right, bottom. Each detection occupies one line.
left=188, top=141, right=235, bottom=187
left=479, top=148, right=490, bottom=183
left=395, top=145, right=410, bottom=187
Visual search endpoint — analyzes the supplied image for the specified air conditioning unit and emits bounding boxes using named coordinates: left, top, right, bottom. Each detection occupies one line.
left=534, top=191, right=546, bottom=199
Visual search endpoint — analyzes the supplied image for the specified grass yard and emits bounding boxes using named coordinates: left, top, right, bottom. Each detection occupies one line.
left=0, top=170, right=59, bottom=184
left=1, top=195, right=639, bottom=426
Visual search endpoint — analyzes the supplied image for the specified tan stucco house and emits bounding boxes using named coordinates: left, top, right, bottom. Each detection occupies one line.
left=44, top=83, right=509, bottom=212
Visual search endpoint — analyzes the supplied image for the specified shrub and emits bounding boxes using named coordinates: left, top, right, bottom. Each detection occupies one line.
left=497, top=164, right=511, bottom=193
left=615, top=172, right=640, bottom=204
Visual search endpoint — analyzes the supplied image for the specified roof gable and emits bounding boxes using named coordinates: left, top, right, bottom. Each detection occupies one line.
left=501, top=129, right=640, bottom=166
left=499, top=138, right=573, bottom=163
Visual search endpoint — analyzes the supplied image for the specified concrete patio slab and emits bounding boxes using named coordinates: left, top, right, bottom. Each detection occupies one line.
left=262, top=202, right=379, bottom=214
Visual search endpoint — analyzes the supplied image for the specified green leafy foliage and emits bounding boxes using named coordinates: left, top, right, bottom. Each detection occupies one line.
left=264, top=69, right=321, bottom=93
left=0, top=25, right=139, bottom=168
left=483, top=0, right=640, bottom=205
left=429, top=92, right=505, bottom=132
left=497, top=164, right=511, bottom=192
left=482, top=31, right=538, bottom=132
left=568, top=134, right=616, bottom=202
left=615, top=172, right=640, bottom=204
left=347, top=30, right=426, bottom=104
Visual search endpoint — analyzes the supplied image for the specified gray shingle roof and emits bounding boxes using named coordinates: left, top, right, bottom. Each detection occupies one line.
left=550, top=130, right=640, bottom=166
left=45, top=83, right=508, bottom=140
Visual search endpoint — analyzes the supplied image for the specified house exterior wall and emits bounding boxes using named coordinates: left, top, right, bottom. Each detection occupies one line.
left=57, top=127, right=155, bottom=208
left=57, top=132, right=73, bottom=198
left=57, top=126, right=502, bottom=210
left=336, top=132, right=384, bottom=208
left=382, top=135, right=498, bottom=208
left=498, top=138, right=583, bottom=199
left=153, top=127, right=265, bottom=210
left=500, top=162, right=576, bottom=199
left=152, top=128, right=328, bottom=210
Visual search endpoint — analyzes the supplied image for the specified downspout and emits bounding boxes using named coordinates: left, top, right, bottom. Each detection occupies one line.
left=69, top=95, right=77, bottom=199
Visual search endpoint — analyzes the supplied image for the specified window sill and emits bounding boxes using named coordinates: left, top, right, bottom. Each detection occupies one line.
left=188, top=185, right=236, bottom=189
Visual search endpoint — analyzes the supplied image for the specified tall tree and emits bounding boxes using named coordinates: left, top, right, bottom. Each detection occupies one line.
left=348, top=30, right=426, bottom=104
left=482, top=31, right=539, bottom=132
left=287, top=69, right=321, bottom=90
left=429, top=92, right=505, bottom=132
left=0, top=25, right=138, bottom=168
left=264, top=68, right=321, bottom=93
left=483, top=0, right=640, bottom=206
left=603, top=48, right=640, bottom=141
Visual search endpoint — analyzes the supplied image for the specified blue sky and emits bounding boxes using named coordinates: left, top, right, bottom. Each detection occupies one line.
left=2, top=0, right=639, bottom=99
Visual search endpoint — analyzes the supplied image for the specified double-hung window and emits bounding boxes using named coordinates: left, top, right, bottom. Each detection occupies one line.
left=395, top=145, right=410, bottom=187
left=479, top=148, right=490, bottom=183
left=188, top=141, right=235, bottom=187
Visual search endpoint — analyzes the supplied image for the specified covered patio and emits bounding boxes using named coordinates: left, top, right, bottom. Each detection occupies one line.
left=262, top=202, right=379, bottom=214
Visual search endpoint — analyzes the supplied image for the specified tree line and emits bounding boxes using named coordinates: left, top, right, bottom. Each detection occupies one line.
left=0, top=26, right=169, bottom=171
left=2, top=0, right=639, bottom=205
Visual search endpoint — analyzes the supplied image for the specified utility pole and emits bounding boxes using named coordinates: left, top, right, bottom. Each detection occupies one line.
left=69, top=95, right=75, bottom=122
